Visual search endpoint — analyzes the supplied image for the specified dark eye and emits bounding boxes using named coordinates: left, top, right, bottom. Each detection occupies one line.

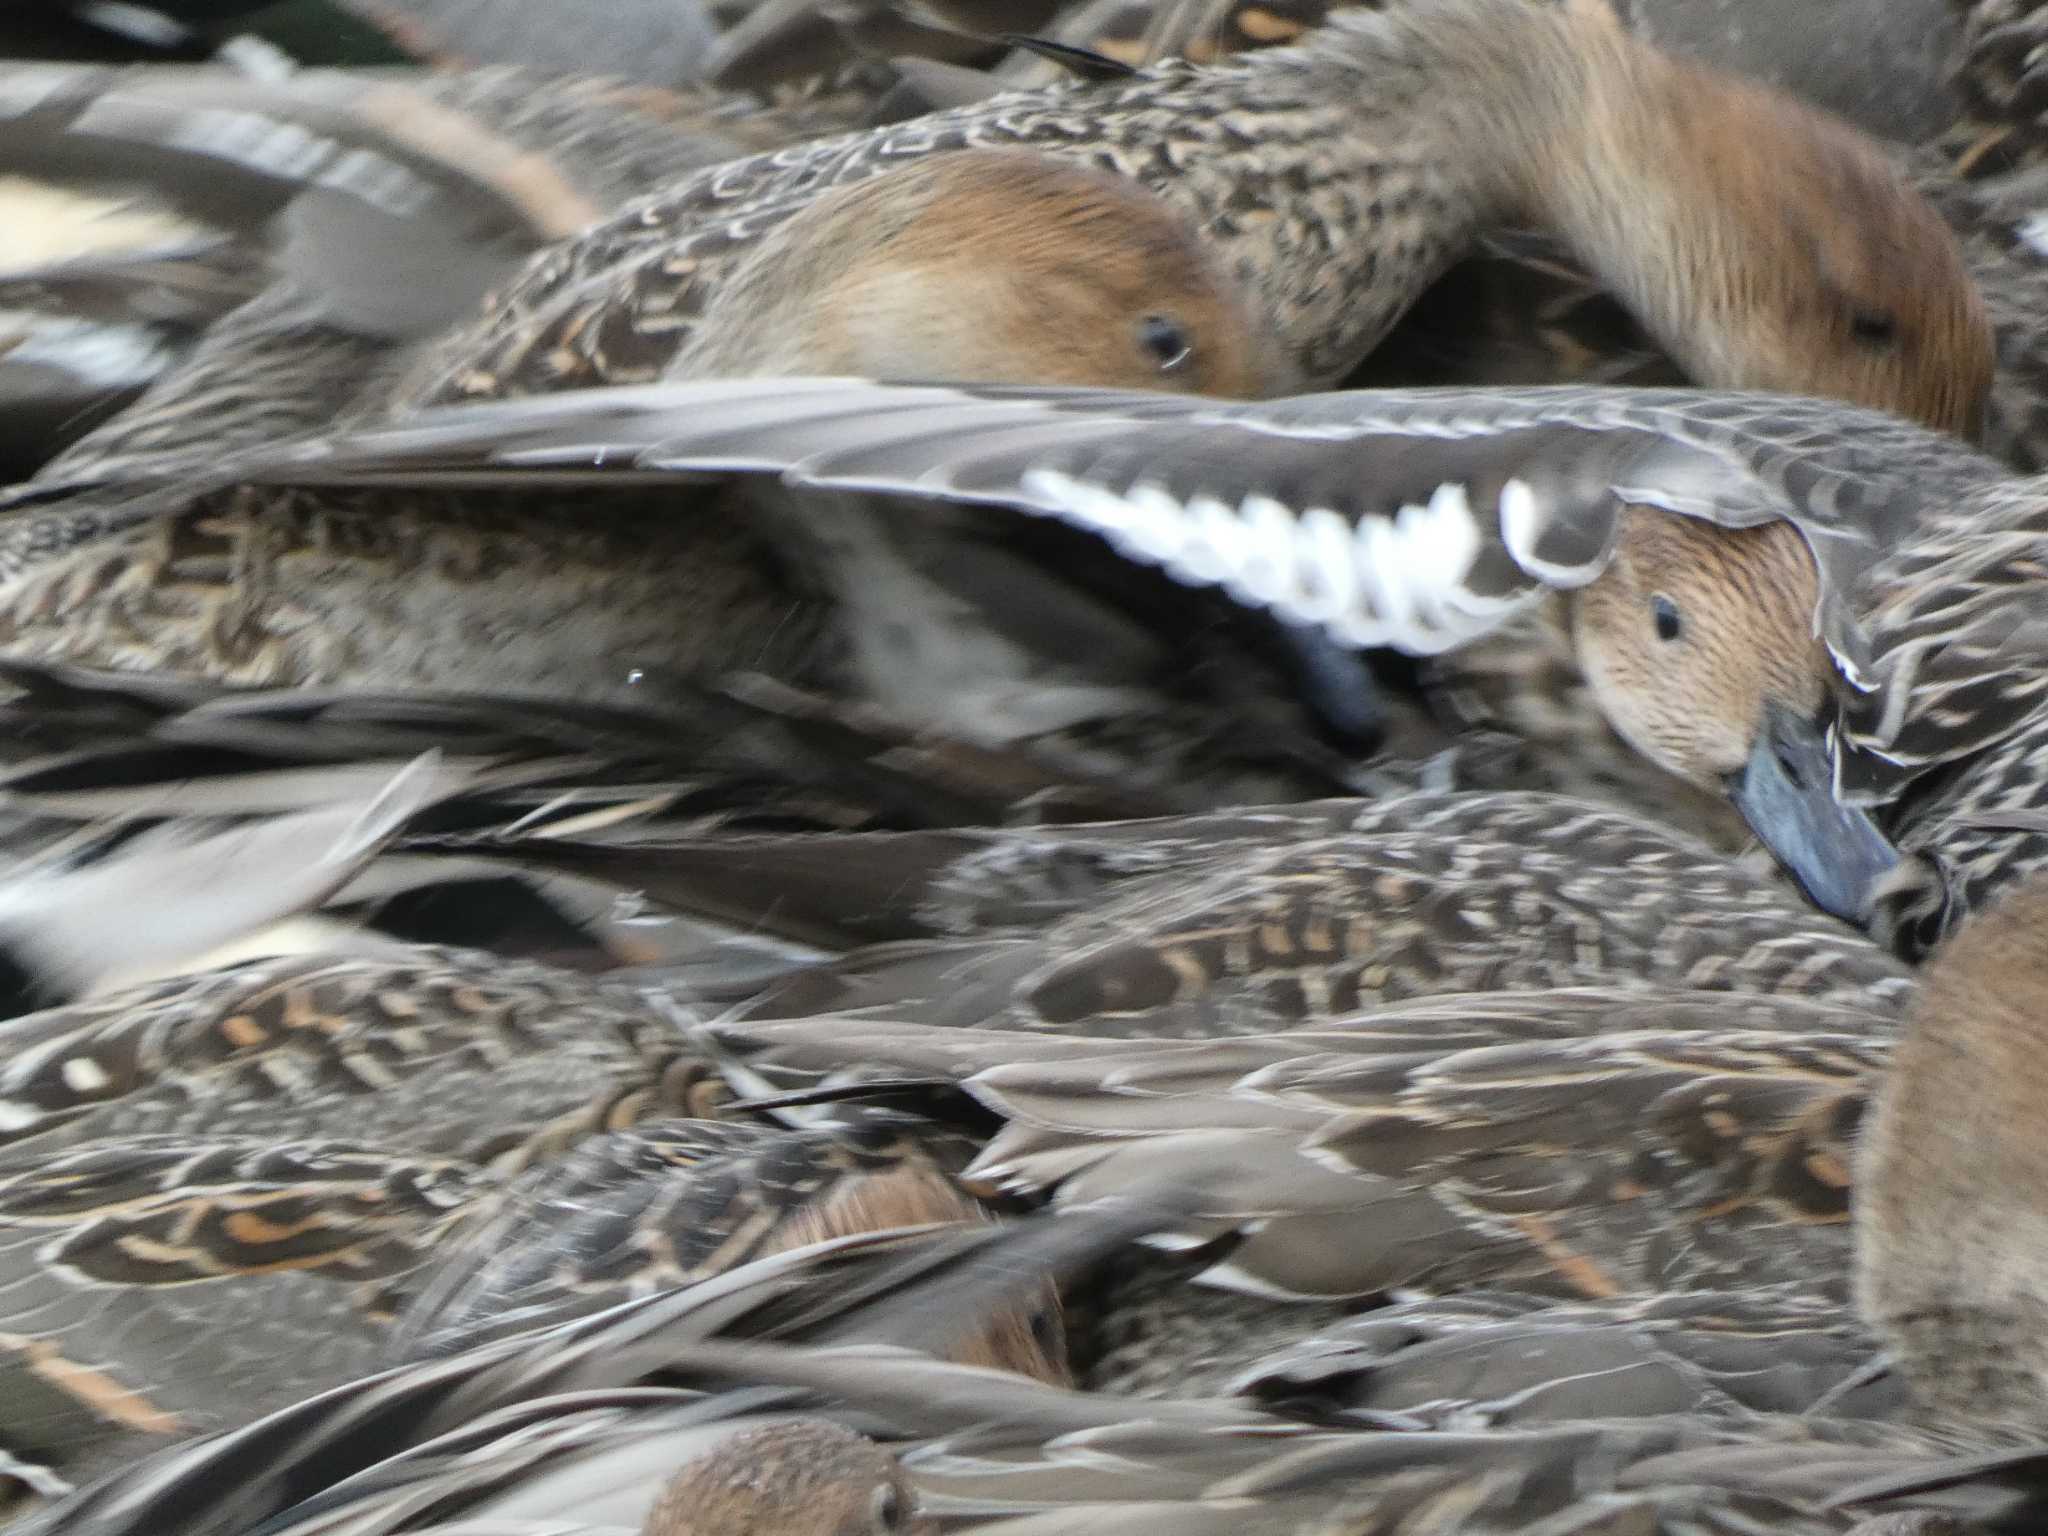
left=1138, top=314, right=1192, bottom=374
left=1849, top=308, right=1897, bottom=346
left=1651, top=593, right=1682, bottom=642
left=870, top=1482, right=906, bottom=1533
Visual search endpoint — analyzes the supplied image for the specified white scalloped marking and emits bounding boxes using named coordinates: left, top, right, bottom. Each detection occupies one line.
left=1499, top=474, right=1615, bottom=588
left=1112, top=481, right=1192, bottom=563
left=1497, top=476, right=1543, bottom=570
left=1017, top=468, right=1519, bottom=655
left=1290, top=508, right=1358, bottom=625
left=1229, top=494, right=1299, bottom=608
left=1179, top=494, right=1253, bottom=582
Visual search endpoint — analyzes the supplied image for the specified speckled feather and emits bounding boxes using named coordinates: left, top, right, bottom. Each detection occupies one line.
left=0, top=945, right=722, bottom=1474
left=678, top=791, right=1910, bottom=1037
left=705, top=987, right=1893, bottom=1316
left=19, top=1189, right=1202, bottom=1536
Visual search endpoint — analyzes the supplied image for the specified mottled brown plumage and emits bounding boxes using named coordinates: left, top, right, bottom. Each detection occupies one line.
left=0, top=145, right=1275, bottom=741
left=395, top=0, right=1991, bottom=428
left=0, top=944, right=720, bottom=1477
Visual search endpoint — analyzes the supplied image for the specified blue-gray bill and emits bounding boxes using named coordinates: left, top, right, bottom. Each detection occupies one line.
left=1729, top=703, right=1900, bottom=925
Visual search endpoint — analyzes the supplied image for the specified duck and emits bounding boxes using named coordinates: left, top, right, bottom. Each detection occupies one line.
left=703, top=975, right=1893, bottom=1392
left=26, top=1337, right=2048, bottom=1534
left=287, top=370, right=2048, bottom=939
left=306, top=787, right=1910, bottom=1391
left=388, top=0, right=1991, bottom=424
left=0, top=1, right=2001, bottom=836
left=0, top=676, right=1223, bottom=1488
left=21, top=869, right=2048, bottom=1534
left=0, top=0, right=1991, bottom=788
left=0, top=143, right=1430, bottom=797
left=1856, top=868, right=2048, bottom=1434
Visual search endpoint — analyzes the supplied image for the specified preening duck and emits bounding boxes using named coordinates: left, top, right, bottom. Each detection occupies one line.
left=266, top=375, right=2036, bottom=931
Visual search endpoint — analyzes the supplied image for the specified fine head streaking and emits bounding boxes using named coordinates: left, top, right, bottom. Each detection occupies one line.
left=673, top=148, right=1276, bottom=397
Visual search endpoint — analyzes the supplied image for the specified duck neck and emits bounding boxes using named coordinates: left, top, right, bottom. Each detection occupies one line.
left=1503, top=12, right=1825, bottom=393
left=1090, top=0, right=1623, bottom=387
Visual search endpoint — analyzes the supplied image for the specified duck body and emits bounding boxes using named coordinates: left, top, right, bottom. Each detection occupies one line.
left=392, top=0, right=1990, bottom=417
left=381, top=787, right=1910, bottom=1393
left=0, top=142, right=1387, bottom=775
left=12, top=797, right=2048, bottom=1533
left=0, top=942, right=715, bottom=1476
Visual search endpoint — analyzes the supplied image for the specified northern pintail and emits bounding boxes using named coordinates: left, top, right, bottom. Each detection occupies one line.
left=0, top=0, right=1994, bottom=791
left=1857, top=869, right=2048, bottom=1434
left=388, top=0, right=1991, bottom=427
left=280, top=374, right=2048, bottom=937
left=30, top=1341, right=2047, bottom=1533
left=0, top=143, right=1369, bottom=782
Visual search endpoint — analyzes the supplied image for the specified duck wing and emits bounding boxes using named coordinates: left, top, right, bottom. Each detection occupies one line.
left=662, top=791, right=1910, bottom=1032
left=707, top=990, right=1886, bottom=1301
left=1228, top=1286, right=1902, bottom=1425
left=0, top=61, right=596, bottom=346
left=268, top=378, right=2008, bottom=688
left=0, top=751, right=436, bottom=1011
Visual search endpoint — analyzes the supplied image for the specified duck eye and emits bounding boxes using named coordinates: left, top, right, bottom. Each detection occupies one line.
left=1138, top=314, right=1192, bottom=374
left=1849, top=308, right=1897, bottom=346
left=1651, top=593, right=1682, bottom=642
left=870, top=1482, right=905, bottom=1532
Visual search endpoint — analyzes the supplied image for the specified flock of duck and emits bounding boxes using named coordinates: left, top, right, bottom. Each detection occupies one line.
left=9, top=0, right=2048, bottom=1530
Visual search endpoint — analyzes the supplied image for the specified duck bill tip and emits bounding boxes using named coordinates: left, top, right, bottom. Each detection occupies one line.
left=1729, top=705, right=1900, bottom=926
